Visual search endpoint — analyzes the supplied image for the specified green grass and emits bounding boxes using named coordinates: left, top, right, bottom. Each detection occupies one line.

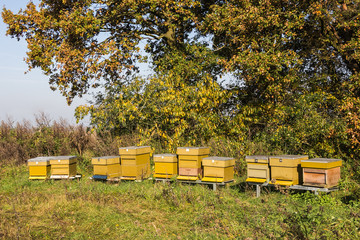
left=0, top=164, right=359, bottom=239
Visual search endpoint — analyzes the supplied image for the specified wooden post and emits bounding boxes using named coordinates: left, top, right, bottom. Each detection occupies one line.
left=256, top=184, right=261, bottom=198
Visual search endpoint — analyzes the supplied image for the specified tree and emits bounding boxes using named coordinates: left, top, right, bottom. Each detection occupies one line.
left=3, top=1, right=360, bottom=170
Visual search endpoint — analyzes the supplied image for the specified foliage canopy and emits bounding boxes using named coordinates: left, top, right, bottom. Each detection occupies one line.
left=3, top=1, right=360, bottom=174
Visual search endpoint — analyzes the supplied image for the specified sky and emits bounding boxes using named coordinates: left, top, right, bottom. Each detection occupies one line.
left=0, top=0, right=88, bottom=124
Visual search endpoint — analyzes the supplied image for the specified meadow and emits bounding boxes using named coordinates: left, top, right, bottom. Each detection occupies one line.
left=1, top=163, right=360, bottom=239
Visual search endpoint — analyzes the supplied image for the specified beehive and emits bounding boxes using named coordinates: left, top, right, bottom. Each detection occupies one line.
left=153, top=154, right=178, bottom=179
left=119, top=146, right=151, bottom=180
left=176, top=147, right=210, bottom=181
left=202, top=156, right=235, bottom=182
left=28, top=157, right=51, bottom=179
left=50, top=156, right=77, bottom=177
left=269, top=155, right=308, bottom=186
left=245, top=155, right=270, bottom=183
left=92, top=156, right=121, bottom=179
left=301, top=158, right=342, bottom=188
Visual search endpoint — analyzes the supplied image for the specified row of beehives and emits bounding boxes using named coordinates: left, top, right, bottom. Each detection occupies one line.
left=245, top=155, right=342, bottom=188
left=27, top=146, right=235, bottom=183
left=92, top=146, right=234, bottom=182
left=28, top=155, right=77, bottom=179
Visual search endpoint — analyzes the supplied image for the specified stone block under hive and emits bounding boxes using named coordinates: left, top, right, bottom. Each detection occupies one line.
left=176, top=147, right=209, bottom=181
left=119, top=146, right=151, bottom=180
left=202, top=156, right=235, bottom=183
left=301, top=158, right=342, bottom=188
left=245, top=155, right=270, bottom=183
left=153, top=154, right=178, bottom=179
left=269, top=155, right=308, bottom=186
left=92, top=156, right=121, bottom=179
left=28, top=157, right=51, bottom=179
left=50, top=156, right=77, bottom=177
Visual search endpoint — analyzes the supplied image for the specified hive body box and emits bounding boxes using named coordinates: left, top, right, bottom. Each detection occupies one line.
left=176, top=147, right=210, bottom=181
left=301, top=158, right=342, bottom=188
left=202, top=156, right=235, bottom=182
left=28, top=157, right=51, bottom=179
left=92, top=156, right=121, bottom=179
left=50, top=156, right=77, bottom=177
left=245, top=155, right=270, bottom=183
left=119, top=146, right=151, bottom=180
left=153, top=154, right=178, bottom=179
left=269, top=155, right=308, bottom=186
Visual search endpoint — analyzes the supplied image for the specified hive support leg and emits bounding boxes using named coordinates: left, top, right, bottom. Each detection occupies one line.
left=213, top=183, right=217, bottom=191
left=256, top=185, right=261, bottom=198
left=314, top=190, right=319, bottom=196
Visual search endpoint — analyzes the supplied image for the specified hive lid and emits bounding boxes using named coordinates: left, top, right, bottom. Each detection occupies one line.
left=154, top=153, right=177, bottom=162
left=245, top=155, right=269, bottom=163
left=95, top=156, right=120, bottom=159
left=301, top=158, right=342, bottom=168
left=203, top=156, right=234, bottom=161
left=202, top=156, right=235, bottom=167
left=153, top=154, right=177, bottom=158
left=119, top=146, right=151, bottom=150
left=92, top=156, right=120, bottom=165
left=245, top=155, right=268, bottom=160
left=50, top=155, right=77, bottom=165
left=270, top=155, right=308, bottom=160
left=269, top=155, right=308, bottom=167
left=176, top=147, right=210, bottom=155
left=28, top=156, right=51, bottom=162
left=51, top=156, right=77, bottom=160
left=302, top=158, right=341, bottom=163
left=119, top=146, right=151, bottom=155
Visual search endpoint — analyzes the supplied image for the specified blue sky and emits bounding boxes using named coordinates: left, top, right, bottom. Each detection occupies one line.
left=0, top=0, right=87, bottom=124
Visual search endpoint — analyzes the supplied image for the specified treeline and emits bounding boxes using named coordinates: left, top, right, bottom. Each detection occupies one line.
left=3, top=1, right=360, bottom=181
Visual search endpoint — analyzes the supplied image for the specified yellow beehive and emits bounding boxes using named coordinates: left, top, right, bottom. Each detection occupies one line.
left=119, top=146, right=151, bottom=180
left=119, top=146, right=152, bottom=155
left=153, top=154, right=178, bottom=179
left=28, top=157, right=51, bottom=179
left=92, top=156, right=121, bottom=179
left=202, top=156, right=235, bottom=183
left=269, top=155, right=308, bottom=186
left=245, top=155, right=270, bottom=183
left=176, top=147, right=210, bottom=181
left=301, top=158, right=342, bottom=188
left=50, top=156, right=77, bottom=177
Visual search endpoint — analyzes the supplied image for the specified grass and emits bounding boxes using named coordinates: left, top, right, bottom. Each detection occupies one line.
left=0, top=164, right=360, bottom=239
